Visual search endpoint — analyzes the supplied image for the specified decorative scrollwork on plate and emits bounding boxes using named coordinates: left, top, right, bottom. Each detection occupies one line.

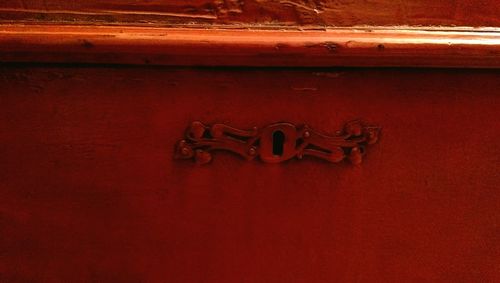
left=175, top=120, right=380, bottom=165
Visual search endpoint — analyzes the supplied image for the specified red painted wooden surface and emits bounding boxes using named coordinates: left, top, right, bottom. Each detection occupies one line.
left=1, top=0, right=500, bottom=28
left=1, top=66, right=499, bottom=282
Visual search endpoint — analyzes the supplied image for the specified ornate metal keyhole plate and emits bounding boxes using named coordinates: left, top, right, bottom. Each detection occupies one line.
left=175, top=120, right=380, bottom=165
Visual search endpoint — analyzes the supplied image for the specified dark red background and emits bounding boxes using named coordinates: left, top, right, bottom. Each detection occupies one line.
left=1, top=66, right=499, bottom=282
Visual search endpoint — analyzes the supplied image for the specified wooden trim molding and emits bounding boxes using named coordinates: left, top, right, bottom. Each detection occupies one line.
left=1, top=0, right=500, bottom=28
left=1, top=24, right=500, bottom=67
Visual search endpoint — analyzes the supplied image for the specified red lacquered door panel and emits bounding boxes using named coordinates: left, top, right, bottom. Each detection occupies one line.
left=1, top=66, right=499, bottom=282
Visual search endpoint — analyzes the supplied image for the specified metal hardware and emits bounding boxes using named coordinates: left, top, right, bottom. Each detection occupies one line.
left=175, top=120, right=380, bottom=165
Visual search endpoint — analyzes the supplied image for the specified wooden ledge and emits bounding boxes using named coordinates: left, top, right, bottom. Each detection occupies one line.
left=1, top=24, right=500, bottom=67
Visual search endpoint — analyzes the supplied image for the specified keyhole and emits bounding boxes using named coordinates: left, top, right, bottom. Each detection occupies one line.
left=272, top=130, right=285, bottom=156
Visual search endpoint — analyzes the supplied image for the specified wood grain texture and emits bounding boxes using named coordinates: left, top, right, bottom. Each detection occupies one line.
left=1, top=66, right=499, bottom=282
left=1, top=25, right=500, bottom=67
left=1, top=0, right=500, bottom=28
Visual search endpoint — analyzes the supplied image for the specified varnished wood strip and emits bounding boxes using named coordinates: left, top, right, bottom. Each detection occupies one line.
left=0, top=8, right=219, bottom=20
left=1, top=25, right=500, bottom=67
left=0, top=0, right=500, bottom=28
